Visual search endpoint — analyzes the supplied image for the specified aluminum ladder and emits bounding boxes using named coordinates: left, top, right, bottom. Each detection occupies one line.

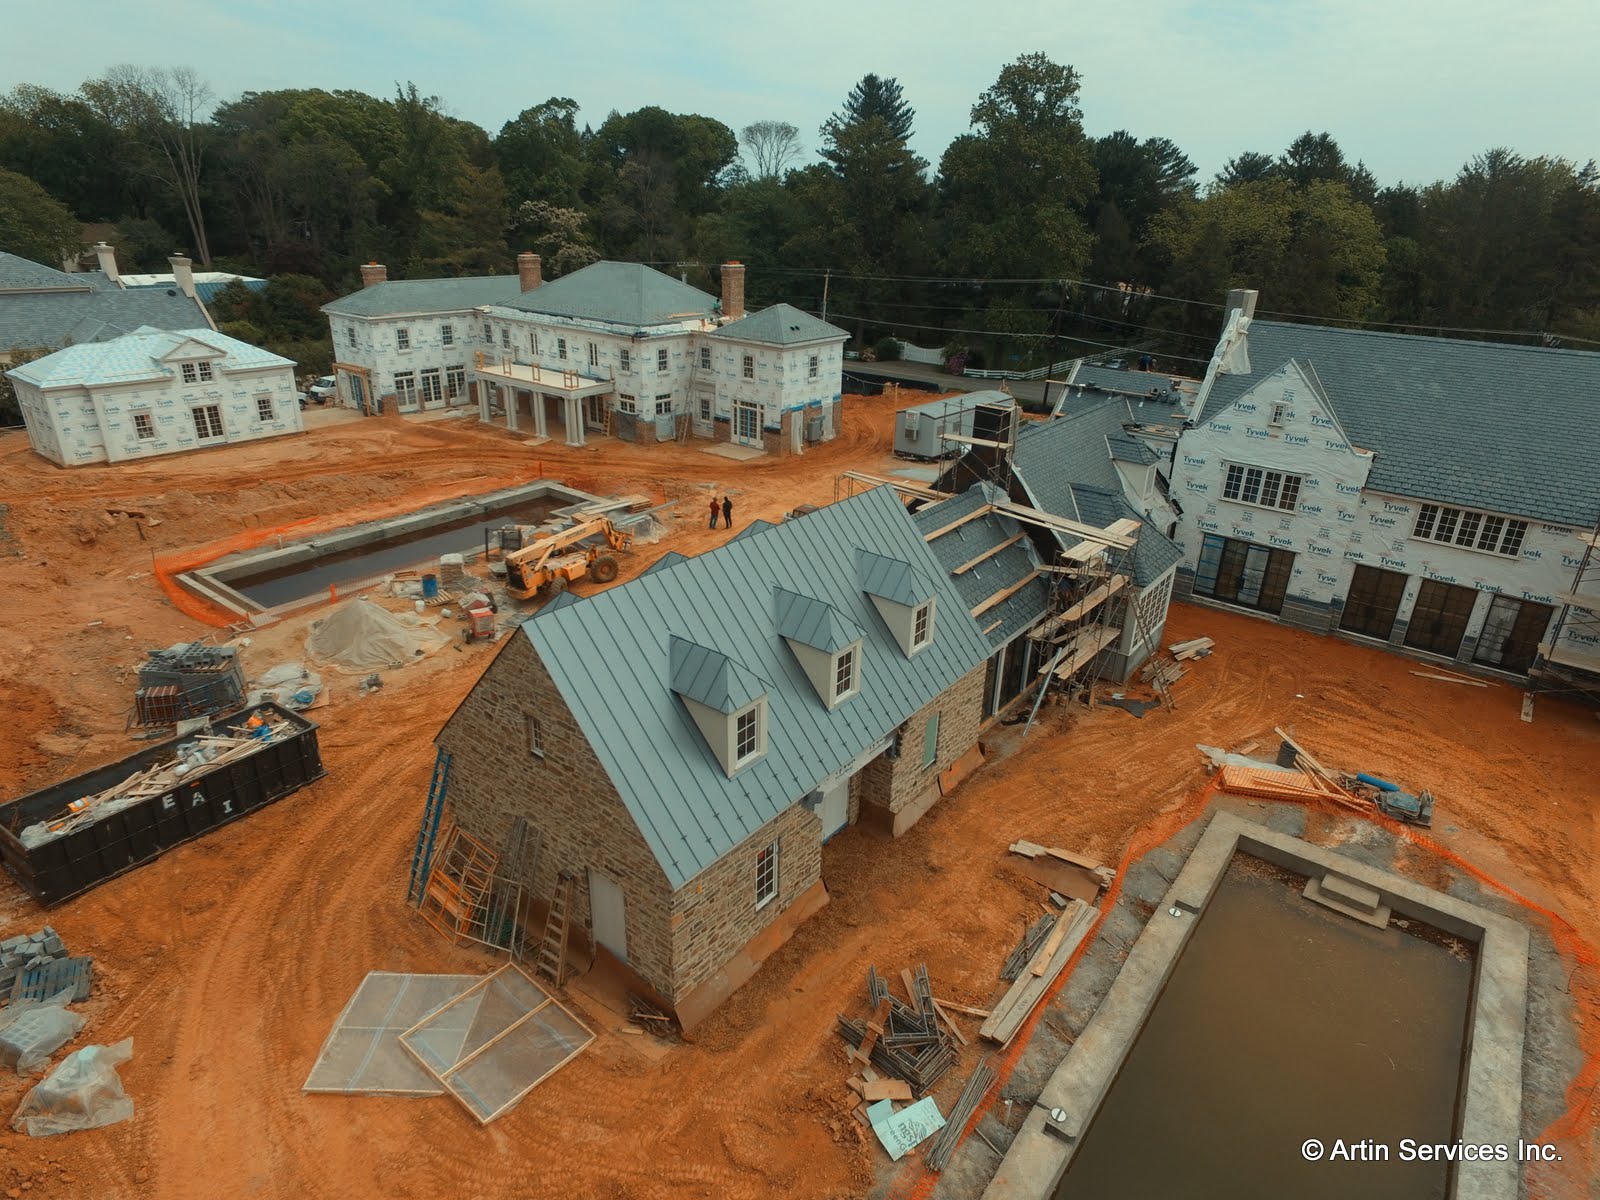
left=405, top=749, right=451, bottom=904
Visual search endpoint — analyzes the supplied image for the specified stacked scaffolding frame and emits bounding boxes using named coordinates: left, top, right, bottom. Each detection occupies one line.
left=1526, top=516, right=1600, bottom=713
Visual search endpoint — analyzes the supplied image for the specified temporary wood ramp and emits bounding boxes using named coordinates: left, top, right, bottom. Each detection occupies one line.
left=979, top=901, right=1097, bottom=1047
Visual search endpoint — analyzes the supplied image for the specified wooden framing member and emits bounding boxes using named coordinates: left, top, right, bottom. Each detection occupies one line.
left=939, top=432, right=1013, bottom=450
left=922, top=504, right=995, bottom=542
left=1052, top=625, right=1122, bottom=677
left=971, top=570, right=1044, bottom=618
left=838, top=470, right=949, bottom=502
left=954, top=532, right=1024, bottom=574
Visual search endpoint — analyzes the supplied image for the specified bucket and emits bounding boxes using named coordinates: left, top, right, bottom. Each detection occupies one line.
left=421, top=574, right=439, bottom=599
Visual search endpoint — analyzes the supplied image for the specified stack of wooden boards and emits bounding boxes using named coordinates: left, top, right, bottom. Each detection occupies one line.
left=836, top=964, right=959, bottom=1097
left=980, top=900, right=1098, bottom=1048
left=1139, top=635, right=1214, bottom=689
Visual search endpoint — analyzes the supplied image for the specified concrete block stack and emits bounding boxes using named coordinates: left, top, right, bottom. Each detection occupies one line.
left=438, top=553, right=468, bottom=590
left=0, top=928, right=72, bottom=994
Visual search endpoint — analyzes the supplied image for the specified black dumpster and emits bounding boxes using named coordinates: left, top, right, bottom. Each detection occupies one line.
left=0, top=703, right=326, bottom=906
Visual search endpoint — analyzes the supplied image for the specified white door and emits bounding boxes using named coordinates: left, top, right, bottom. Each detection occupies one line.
left=693, top=386, right=715, bottom=438
left=588, top=871, right=627, bottom=961
left=735, top=401, right=761, bottom=446
left=818, top=777, right=849, bottom=841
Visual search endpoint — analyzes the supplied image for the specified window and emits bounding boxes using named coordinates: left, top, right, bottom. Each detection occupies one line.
left=181, top=362, right=197, bottom=384
left=420, top=368, right=443, bottom=407
left=912, top=602, right=933, bottom=649
left=525, top=715, right=544, bottom=758
left=1411, top=504, right=1527, bottom=557
left=440, top=323, right=454, bottom=347
left=657, top=347, right=669, bottom=372
left=754, top=840, right=778, bottom=908
left=500, top=327, right=510, bottom=350
left=833, top=647, right=857, bottom=701
left=1473, top=594, right=1553, bottom=674
left=808, top=354, right=819, bottom=380
left=197, top=361, right=214, bottom=383
left=347, top=327, right=357, bottom=348
left=1193, top=533, right=1294, bottom=615
left=588, top=342, right=599, bottom=368
left=654, top=393, right=673, bottom=416
left=735, top=706, right=760, bottom=763
left=530, top=332, right=539, bottom=355
left=393, top=370, right=418, bottom=409
left=190, top=404, right=223, bottom=440
left=445, top=366, right=466, bottom=400
left=742, top=353, right=754, bottom=380
left=699, top=346, right=711, bottom=370
left=1269, top=402, right=1287, bottom=426
left=133, top=412, right=155, bottom=440
left=619, top=348, right=630, bottom=372
left=618, top=393, right=637, bottom=414
left=255, top=394, right=274, bottom=422
left=1222, top=463, right=1300, bottom=511
left=699, top=394, right=712, bottom=421
left=557, top=337, right=567, bottom=360
left=921, top=712, right=940, bottom=769
left=482, top=321, right=492, bottom=342
left=396, top=328, right=411, bottom=351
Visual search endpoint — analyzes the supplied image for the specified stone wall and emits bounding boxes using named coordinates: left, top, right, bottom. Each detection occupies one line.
left=435, top=634, right=676, bottom=996
left=859, top=663, right=987, bottom=830
left=668, top=801, right=823, bottom=1002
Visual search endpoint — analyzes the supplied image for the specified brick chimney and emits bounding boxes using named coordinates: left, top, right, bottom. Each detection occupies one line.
left=720, top=261, right=745, bottom=322
left=360, top=261, right=388, bottom=288
left=169, top=254, right=196, bottom=300
left=95, top=241, right=120, bottom=285
left=517, top=252, right=542, bottom=293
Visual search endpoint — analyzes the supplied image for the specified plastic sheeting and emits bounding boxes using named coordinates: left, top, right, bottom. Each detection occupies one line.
left=0, top=990, right=83, bottom=1074
left=11, top=1039, right=133, bottom=1137
left=305, top=600, right=449, bottom=674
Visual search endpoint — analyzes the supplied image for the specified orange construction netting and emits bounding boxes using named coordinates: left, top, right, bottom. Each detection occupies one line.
left=889, top=776, right=1600, bottom=1200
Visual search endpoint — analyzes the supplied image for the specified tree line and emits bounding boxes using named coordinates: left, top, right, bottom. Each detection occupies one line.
left=3, top=54, right=1598, bottom=377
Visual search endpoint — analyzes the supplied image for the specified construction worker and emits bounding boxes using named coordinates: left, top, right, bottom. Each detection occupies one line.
left=721, top=495, right=734, bottom=530
left=709, top=495, right=720, bottom=529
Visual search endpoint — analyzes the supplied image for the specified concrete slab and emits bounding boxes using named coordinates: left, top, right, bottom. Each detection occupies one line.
left=700, top=443, right=765, bottom=462
left=1303, top=875, right=1392, bottom=928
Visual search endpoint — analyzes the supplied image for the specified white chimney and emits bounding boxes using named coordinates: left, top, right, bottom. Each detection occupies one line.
left=95, top=241, right=121, bottom=285
left=169, top=254, right=196, bottom=300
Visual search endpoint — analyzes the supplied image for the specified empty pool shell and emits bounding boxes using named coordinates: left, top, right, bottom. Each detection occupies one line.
left=0, top=703, right=326, bottom=906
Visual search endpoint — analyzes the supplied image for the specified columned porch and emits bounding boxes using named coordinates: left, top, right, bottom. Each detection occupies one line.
left=472, top=355, right=613, bottom=447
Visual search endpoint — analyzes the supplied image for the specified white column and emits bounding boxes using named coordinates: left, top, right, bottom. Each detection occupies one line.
left=565, top=396, right=584, bottom=447
left=506, top=386, right=518, bottom=433
left=534, top=392, right=548, bottom=439
left=477, top=376, right=490, bottom=422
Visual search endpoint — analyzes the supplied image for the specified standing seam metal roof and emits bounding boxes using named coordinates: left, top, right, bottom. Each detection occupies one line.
left=1198, top=320, right=1600, bottom=526
left=518, top=486, right=993, bottom=889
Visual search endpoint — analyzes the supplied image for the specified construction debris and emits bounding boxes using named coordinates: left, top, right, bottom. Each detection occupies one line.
left=867, top=1095, right=946, bottom=1160
left=925, top=1057, right=998, bottom=1171
left=133, top=641, right=246, bottom=727
left=981, top=901, right=1097, bottom=1047
left=303, top=973, right=480, bottom=1095
left=1410, top=670, right=1488, bottom=688
left=626, top=992, right=679, bottom=1039
left=999, top=914, right=1057, bottom=982
left=1168, top=636, right=1214, bottom=660
left=836, top=966, right=958, bottom=1095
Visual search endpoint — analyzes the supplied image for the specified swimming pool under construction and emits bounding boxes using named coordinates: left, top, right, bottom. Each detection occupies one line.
left=177, top=480, right=607, bottom=621
left=980, top=810, right=1535, bottom=1200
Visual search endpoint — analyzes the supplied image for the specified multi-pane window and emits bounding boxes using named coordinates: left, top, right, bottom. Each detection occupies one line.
left=654, top=394, right=673, bottom=416
left=255, top=394, right=274, bottom=422
left=445, top=366, right=466, bottom=400
left=588, top=343, right=599, bottom=368
left=742, top=354, right=754, bottom=380
left=619, top=348, right=630, bottom=372
left=347, top=327, right=357, bottom=348
left=393, top=371, right=418, bottom=408
left=133, top=412, right=155, bottom=440
left=735, top=707, right=760, bottom=762
left=190, top=405, right=223, bottom=439
left=420, top=368, right=443, bottom=407
left=181, top=362, right=197, bottom=384
left=808, top=354, right=819, bottom=379
left=396, top=328, right=410, bottom=350
left=1411, top=504, right=1527, bottom=557
left=440, top=324, right=454, bottom=347
left=499, top=327, right=510, bottom=350
left=1222, top=463, right=1301, bottom=511
left=618, top=393, right=638, bottom=414
left=482, top=321, right=492, bottom=342
left=530, top=332, right=539, bottom=355
left=912, top=603, right=932, bottom=648
left=557, top=338, right=567, bottom=360
left=197, top=361, right=213, bottom=382
left=525, top=715, right=544, bottom=757
left=657, top=347, right=669, bottom=372
left=754, top=840, right=778, bottom=908
left=833, top=647, right=857, bottom=700
left=699, top=346, right=711, bottom=370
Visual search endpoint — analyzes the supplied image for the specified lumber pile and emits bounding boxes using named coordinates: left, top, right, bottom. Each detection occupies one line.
left=1168, top=636, right=1214, bottom=660
left=1139, top=657, right=1186, bottom=687
left=998, top=914, right=1056, bottom=982
left=836, top=964, right=958, bottom=1095
left=1008, top=841, right=1114, bottom=887
left=980, top=901, right=1097, bottom=1048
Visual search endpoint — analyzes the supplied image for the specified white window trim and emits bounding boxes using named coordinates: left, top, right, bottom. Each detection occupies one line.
left=754, top=839, right=779, bottom=909
left=654, top=393, right=673, bottom=416
left=557, top=337, right=568, bottom=360
left=732, top=699, right=766, bottom=769
left=133, top=411, right=156, bottom=440
left=440, top=323, right=454, bottom=347
left=396, top=327, right=411, bottom=351
left=1221, top=462, right=1301, bottom=513
left=832, top=644, right=861, bottom=704
left=525, top=715, right=544, bottom=758
left=911, top=601, right=934, bottom=651
left=190, top=404, right=224, bottom=440
left=699, top=346, right=711, bottom=370
left=618, top=393, right=638, bottom=415
left=808, top=354, right=819, bottom=380
left=619, top=348, right=631, bottom=372
left=657, top=347, right=670, bottom=372
left=742, top=354, right=754, bottom=380
left=1411, top=502, right=1528, bottom=559
left=254, top=394, right=274, bottom=422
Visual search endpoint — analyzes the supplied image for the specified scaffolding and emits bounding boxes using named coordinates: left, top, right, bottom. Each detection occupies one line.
left=128, top=641, right=247, bottom=729
left=1524, top=515, right=1600, bottom=717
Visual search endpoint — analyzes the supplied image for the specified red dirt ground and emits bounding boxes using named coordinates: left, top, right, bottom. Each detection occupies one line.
left=0, top=402, right=1593, bottom=1199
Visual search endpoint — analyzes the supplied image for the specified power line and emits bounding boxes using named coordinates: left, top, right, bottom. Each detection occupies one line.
left=817, top=310, right=1214, bottom=366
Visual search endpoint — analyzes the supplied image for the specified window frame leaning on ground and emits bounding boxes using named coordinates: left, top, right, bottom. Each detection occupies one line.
left=754, top=839, right=779, bottom=909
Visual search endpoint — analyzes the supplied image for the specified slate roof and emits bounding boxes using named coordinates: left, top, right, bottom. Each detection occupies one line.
left=1, top=264, right=211, bottom=355
left=1070, top=485, right=1184, bottom=586
left=508, top=486, right=993, bottom=889
left=496, top=260, right=716, bottom=328
left=322, top=274, right=524, bottom=318
left=7, top=326, right=292, bottom=388
left=709, top=303, right=847, bottom=346
left=913, top=484, right=1049, bottom=648
left=1198, top=320, right=1600, bottom=526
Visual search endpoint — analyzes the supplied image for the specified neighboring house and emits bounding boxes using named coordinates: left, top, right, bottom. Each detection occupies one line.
left=121, top=270, right=267, bottom=305
left=322, top=257, right=848, bottom=453
left=320, top=262, right=526, bottom=416
left=0, top=245, right=211, bottom=365
left=894, top=391, right=1015, bottom=460
left=1168, top=290, right=1600, bottom=678
left=435, top=485, right=993, bottom=1028
left=5, top=326, right=301, bottom=466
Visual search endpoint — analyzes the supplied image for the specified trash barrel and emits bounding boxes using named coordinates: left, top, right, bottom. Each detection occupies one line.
left=421, top=574, right=439, bottom=599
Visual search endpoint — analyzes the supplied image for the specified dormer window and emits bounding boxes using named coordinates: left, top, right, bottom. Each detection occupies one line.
left=912, top=602, right=933, bottom=649
left=833, top=647, right=858, bottom=701
left=775, top=588, right=864, bottom=710
left=734, top=705, right=762, bottom=765
left=859, top=551, right=938, bottom=657
left=670, top=636, right=769, bottom=777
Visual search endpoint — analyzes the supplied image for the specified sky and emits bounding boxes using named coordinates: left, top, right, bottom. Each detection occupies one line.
left=4, top=0, right=1597, bottom=187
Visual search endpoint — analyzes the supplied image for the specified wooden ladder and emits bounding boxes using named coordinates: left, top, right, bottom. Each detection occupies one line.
left=419, top=825, right=500, bottom=944
left=534, top=871, right=576, bottom=987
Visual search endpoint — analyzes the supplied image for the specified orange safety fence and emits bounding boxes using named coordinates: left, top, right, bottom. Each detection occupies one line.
left=889, top=775, right=1600, bottom=1200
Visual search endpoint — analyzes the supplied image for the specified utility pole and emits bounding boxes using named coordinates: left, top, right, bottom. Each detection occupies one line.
left=821, top=270, right=831, bottom=323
